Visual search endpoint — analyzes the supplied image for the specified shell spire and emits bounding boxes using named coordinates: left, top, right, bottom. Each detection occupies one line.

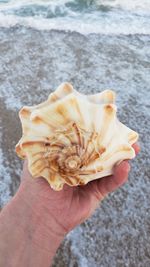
left=16, top=83, right=139, bottom=190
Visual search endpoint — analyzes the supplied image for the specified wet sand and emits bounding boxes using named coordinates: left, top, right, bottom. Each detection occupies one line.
left=0, top=27, right=150, bottom=266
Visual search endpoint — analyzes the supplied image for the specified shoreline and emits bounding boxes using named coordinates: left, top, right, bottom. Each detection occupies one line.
left=1, top=25, right=150, bottom=36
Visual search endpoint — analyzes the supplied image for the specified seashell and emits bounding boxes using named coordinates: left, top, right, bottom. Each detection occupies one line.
left=16, top=83, right=138, bottom=191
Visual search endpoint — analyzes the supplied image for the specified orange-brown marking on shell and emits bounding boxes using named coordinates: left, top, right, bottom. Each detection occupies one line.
left=49, top=142, right=65, bottom=149
left=49, top=84, right=73, bottom=104
left=47, top=160, right=59, bottom=173
left=86, top=146, right=106, bottom=163
left=61, top=127, right=75, bottom=145
left=30, top=152, right=46, bottom=161
left=81, top=132, right=93, bottom=159
left=30, top=157, right=48, bottom=169
left=78, top=179, right=86, bottom=185
left=87, top=151, right=101, bottom=164
left=45, top=142, right=50, bottom=147
left=82, top=135, right=85, bottom=149
left=61, top=175, right=75, bottom=186
left=120, top=145, right=132, bottom=152
left=50, top=94, right=60, bottom=103
left=97, top=105, right=116, bottom=144
left=71, top=176, right=81, bottom=185
left=56, top=104, right=71, bottom=124
left=72, top=122, right=83, bottom=147
left=32, top=115, right=44, bottom=124
left=69, top=97, right=84, bottom=124
left=106, top=90, right=116, bottom=103
left=31, top=115, right=55, bottom=129
left=63, top=83, right=73, bottom=93
left=128, top=132, right=138, bottom=143
left=83, top=147, right=95, bottom=166
left=71, top=176, right=84, bottom=185
left=32, top=163, right=50, bottom=177
left=19, top=107, right=31, bottom=117
left=15, top=144, right=26, bottom=159
left=75, top=144, right=80, bottom=155
left=101, top=145, right=132, bottom=161
left=99, top=147, right=106, bottom=154
left=81, top=132, right=97, bottom=165
left=22, top=141, right=45, bottom=148
left=104, top=104, right=115, bottom=115
left=97, top=166, right=104, bottom=172
left=15, top=144, right=21, bottom=154
left=47, top=152, right=59, bottom=162
left=49, top=173, right=56, bottom=182
left=79, top=166, right=103, bottom=175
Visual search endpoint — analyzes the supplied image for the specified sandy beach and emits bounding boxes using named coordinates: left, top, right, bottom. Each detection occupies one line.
left=0, top=27, right=150, bottom=266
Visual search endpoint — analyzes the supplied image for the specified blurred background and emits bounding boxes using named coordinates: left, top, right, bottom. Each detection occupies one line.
left=0, top=0, right=150, bottom=266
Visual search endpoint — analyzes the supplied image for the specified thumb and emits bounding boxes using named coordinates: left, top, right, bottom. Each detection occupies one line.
left=82, top=161, right=131, bottom=217
left=96, top=161, right=130, bottom=199
left=79, top=160, right=130, bottom=207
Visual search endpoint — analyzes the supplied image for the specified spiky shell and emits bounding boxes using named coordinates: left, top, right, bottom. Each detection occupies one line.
left=16, top=83, right=138, bottom=190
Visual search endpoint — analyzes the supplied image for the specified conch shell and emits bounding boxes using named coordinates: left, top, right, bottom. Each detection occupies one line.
left=16, top=83, right=138, bottom=191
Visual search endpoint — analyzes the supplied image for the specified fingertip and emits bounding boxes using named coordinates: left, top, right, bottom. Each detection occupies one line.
left=115, top=160, right=131, bottom=173
left=95, top=161, right=130, bottom=198
left=132, top=143, right=140, bottom=155
left=113, top=160, right=130, bottom=185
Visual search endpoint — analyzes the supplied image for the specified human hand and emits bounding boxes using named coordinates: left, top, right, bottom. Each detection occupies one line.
left=0, top=143, right=139, bottom=267
left=18, top=143, right=140, bottom=236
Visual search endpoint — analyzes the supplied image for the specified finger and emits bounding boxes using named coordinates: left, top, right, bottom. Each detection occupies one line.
left=97, top=161, right=130, bottom=198
left=132, top=143, right=140, bottom=155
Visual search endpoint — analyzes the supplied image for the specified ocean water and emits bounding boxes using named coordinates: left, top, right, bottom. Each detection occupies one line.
left=0, top=0, right=150, bottom=34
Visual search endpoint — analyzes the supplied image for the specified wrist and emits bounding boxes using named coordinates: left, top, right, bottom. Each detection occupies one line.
left=13, top=182, right=65, bottom=251
left=0, top=182, right=65, bottom=266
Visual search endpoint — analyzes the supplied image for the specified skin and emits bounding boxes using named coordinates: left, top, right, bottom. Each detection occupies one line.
left=0, top=143, right=140, bottom=267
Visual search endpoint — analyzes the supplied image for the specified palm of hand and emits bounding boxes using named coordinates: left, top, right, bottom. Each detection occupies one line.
left=21, top=167, right=130, bottom=236
left=21, top=168, right=98, bottom=233
left=20, top=143, right=139, bottom=235
left=33, top=180, right=104, bottom=233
